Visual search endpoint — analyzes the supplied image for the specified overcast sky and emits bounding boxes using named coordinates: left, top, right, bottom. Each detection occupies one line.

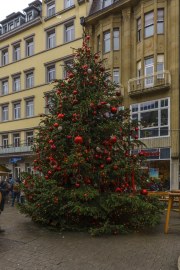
left=0, top=0, right=37, bottom=21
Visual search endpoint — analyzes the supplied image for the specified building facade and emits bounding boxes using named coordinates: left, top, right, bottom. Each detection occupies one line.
left=85, top=0, right=180, bottom=189
left=0, top=0, right=88, bottom=179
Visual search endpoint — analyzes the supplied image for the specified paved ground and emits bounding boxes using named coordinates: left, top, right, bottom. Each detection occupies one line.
left=0, top=203, right=180, bottom=270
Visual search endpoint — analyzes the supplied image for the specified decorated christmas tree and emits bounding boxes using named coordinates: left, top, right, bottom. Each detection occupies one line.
left=19, top=34, right=163, bottom=235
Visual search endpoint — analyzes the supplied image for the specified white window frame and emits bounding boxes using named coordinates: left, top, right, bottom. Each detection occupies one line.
left=47, top=29, right=56, bottom=49
left=2, top=105, right=8, bottom=122
left=47, top=65, right=55, bottom=83
left=26, top=38, right=34, bottom=57
left=47, top=1, right=55, bottom=17
left=137, top=61, right=142, bottom=85
left=157, top=54, right=164, bottom=79
left=113, top=28, right=120, bottom=50
left=64, top=0, right=74, bottom=9
left=65, top=22, right=75, bottom=43
left=26, top=72, right=34, bottom=88
left=13, top=133, right=20, bottom=147
left=131, top=98, right=170, bottom=139
left=13, top=44, right=20, bottom=61
left=144, top=57, right=154, bottom=87
left=26, top=99, right=34, bottom=117
left=13, top=76, right=21, bottom=92
left=27, top=11, right=33, bottom=21
left=103, top=31, right=110, bottom=53
left=2, top=49, right=8, bottom=66
left=2, top=80, right=8, bottom=95
left=13, top=103, right=21, bottom=120
left=26, top=131, right=34, bottom=146
left=2, top=135, right=8, bottom=148
left=137, top=17, right=141, bottom=42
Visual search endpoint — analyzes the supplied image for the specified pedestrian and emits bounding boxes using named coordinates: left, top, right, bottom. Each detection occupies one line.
left=11, top=178, right=21, bottom=207
left=0, top=178, right=9, bottom=232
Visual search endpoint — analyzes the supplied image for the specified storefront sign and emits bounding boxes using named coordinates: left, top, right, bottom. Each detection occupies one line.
left=9, top=157, right=22, bottom=164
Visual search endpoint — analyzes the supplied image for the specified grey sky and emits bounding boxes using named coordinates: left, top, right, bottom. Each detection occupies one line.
left=0, top=0, right=36, bottom=21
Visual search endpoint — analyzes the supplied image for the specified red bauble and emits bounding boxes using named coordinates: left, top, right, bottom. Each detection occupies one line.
left=67, top=135, right=72, bottom=139
left=134, top=135, right=138, bottom=140
left=49, top=139, right=54, bottom=144
left=135, top=127, right=139, bottom=131
left=106, top=157, right=112, bottom=164
left=75, top=183, right=80, bottom=188
left=111, top=107, right=118, bottom=114
left=54, top=123, right=59, bottom=127
left=113, top=165, right=118, bottom=170
left=100, top=164, right=105, bottom=169
left=73, top=90, right=78, bottom=95
left=140, top=189, right=148, bottom=196
left=74, top=136, right=83, bottom=144
left=57, top=113, right=65, bottom=119
left=86, top=35, right=90, bottom=40
left=110, top=136, right=117, bottom=144
left=115, top=187, right=122, bottom=193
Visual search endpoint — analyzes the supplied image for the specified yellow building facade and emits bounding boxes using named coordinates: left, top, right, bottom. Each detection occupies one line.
left=85, top=0, right=180, bottom=190
left=0, top=0, right=88, bottom=179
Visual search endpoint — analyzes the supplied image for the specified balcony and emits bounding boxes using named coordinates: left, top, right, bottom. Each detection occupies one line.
left=0, top=143, right=33, bottom=156
left=128, top=71, right=171, bottom=97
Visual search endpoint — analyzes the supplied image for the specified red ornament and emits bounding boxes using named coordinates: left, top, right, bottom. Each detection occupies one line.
left=54, top=123, right=59, bottom=127
left=57, top=113, right=65, bottom=119
left=100, top=164, right=105, bottom=169
left=106, top=157, right=112, bottom=164
left=74, top=136, right=83, bottom=144
left=115, top=187, right=122, bottom=193
left=111, top=107, right=118, bottom=114
left=110, top=136, right=117, bottom=144
left=86, top=35, right=90, bottom=41
left=113, top=165, right=118, bottom=170
left=73, top=90, right=78, bottom=95
left=49, top=139, right=54, bottom=144
left=140, top=189, right=148, bottom=196
left=134, top=135, right=138, bottom=140
left=75, top=183, right=80, bottom=188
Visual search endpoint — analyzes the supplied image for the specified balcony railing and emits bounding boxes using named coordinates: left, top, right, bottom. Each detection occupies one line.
left=0, top=143, right=33, bottom=155
left=128, top=71, right=171, bottom=96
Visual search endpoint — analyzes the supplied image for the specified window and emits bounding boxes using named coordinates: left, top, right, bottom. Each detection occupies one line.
left=97, top=35, right=100, bottom=52
left=157, top=54, right=164, bottom=78
left=144, top=11, right=154, bottom=38
left=47, top=1, right=55, bottom=17
left=8, top=22, right=14, bottom=31
left=45, top=94, right=53, bottom=114
left=26, top=99, right=34, bottom=117
left=2, top=49, right=8, bottom=66
left=113, top=28, right=120, bottom=50
left=2, top=105, right=8, bottom=121
left=103, top=0, right=112, bottom=8
left=157, top=9, right=164, bottom=34
left=47, top=65, right=55, bottom=83
left=2, top=80, right=8, bottom=95
left=26, top=131, right=34, bottom=146
left=13, top=44, right=20, bottom=61
left=137, top=17, right=141, bottom=42
left=13, top=103, right=21, bottom=120
left=65, top=0, right=74, bottom=8
left=63, top=59, right=73, bottom=78
left=2, top=135, right=8, bottom=148
left=65, top=22, right=75, bottom=43
left=3, top=25, right=7, bottom=34
left=137, top=61, right=141, bottom=85
left=27, top=12, right=33, bottom=21
left=113, top=69, right=120, bottom=84
left=131, top=98, right=169, bottom=138
left=13, top=133, right=20, bottom=147
left=144, top=57, right=154, bottom=87
left=26, top=72, right=34, bottom=88
left=103, top=31, right=110, bottom=53
left=13, top=76, right=21, bottom=92
left=26, top=38, right=34, bottom=57
left=47, top=29, right=55, bottom=49
left=14, top=19, right=20, bottom=27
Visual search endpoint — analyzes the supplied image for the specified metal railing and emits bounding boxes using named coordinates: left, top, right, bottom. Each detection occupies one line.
left=128, top=71, right=171, bottom=95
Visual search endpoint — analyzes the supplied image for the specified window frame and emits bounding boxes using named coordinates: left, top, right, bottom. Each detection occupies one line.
left=26, top=71, right=34, bottom=89
left=2, top=105, right=8, bottom=122
left=103, top=30, right=111, bottom=53
left=113, top=28, right=120, bottom=50
left=13, top=133, right=20, bottom=147
left=131, top=98, right=170, bottom=139
left=13, top=102, right=21, bottom=120
left=47, top=65, right=56, bottom=83
left=47, top=1, right=55, bottom=17
left=157, top=9, right=164, bottom=34
left=13, top=76, right=21, bottom=92
left=64, top=0, right=74, bottom=9
left=2, top=80, right=8, bottom=95
left=144, top=11, right=154, bottom=38
left=137, top=17, right=141, bottom=42
left=2, top=134, right=8, bottom=148
left=2, top=49, right=8, bottom=66
left=47, top=29, right=56, bottom=49
left=113, top=68, right=120, bottom=84
left=13, top=44, right=21, bottom=62
left=26, top=38, right=34, bottom=57
left=26, top=99, right=34, bottom=117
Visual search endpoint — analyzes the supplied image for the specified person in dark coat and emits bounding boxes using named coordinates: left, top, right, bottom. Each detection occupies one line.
left=0, top=178, right=9, bottom=232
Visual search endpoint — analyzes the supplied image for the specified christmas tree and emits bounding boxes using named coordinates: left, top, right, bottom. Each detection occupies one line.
left=19, top=34, right=163, bottom=235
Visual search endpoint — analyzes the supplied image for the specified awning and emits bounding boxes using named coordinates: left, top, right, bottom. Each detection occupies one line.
left=0, top=165, right=11, bottom=175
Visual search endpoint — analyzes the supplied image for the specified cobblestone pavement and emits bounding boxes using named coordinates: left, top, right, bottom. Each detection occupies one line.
left=0, top=204, right=180, bottom=270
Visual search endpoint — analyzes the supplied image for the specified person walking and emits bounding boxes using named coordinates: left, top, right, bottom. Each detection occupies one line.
left=11, top=178, right=21, bottom=207
left=0, top=178, right=9, bottom=232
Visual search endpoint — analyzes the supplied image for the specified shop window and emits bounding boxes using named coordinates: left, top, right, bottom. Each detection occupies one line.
left=131, top=98, right=170, bottom=138
left=144, top=11, right=154, bottom=38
